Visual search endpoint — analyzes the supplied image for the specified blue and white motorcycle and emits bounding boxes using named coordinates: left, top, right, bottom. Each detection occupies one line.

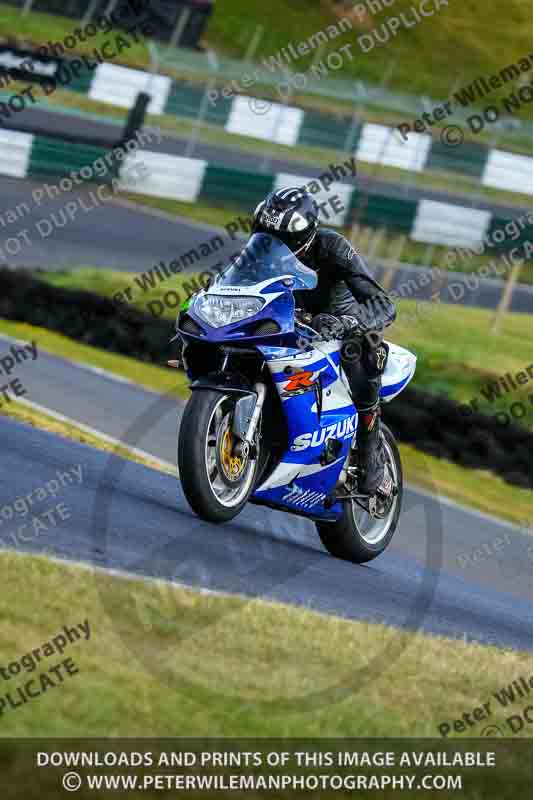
left=176, top=234, right=416, bottom=563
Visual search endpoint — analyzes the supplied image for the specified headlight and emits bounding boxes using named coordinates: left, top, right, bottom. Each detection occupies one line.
left=194, top=295, right=264, bottom=328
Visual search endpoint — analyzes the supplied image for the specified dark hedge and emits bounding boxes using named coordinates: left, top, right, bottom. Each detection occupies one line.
left=1, top=268, right=531, bottom=488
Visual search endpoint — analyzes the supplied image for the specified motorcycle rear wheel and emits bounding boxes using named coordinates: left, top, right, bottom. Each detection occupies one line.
left=315, top=423, right=402, bottom=564
left=178, top=390, right=260, bottom=523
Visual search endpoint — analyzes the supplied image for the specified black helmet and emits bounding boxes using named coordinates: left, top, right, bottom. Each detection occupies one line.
left=252, top=187, right=319, bottom=255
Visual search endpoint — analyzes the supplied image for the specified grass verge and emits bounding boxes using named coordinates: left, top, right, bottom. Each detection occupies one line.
left=1, top=546, right=533, bottom=738
left=392, top=297, right=533, bottom=427
left=0, top=399, right=172, bottom=474
left=399, top=442, right=532, bottom=525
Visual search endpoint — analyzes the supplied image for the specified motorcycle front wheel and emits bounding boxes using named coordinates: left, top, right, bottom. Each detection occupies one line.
left=178, top=390, right=260, bottom=523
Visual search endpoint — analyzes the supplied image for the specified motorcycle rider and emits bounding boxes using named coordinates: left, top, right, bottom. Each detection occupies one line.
left=251, top=186, right=396, bottom=495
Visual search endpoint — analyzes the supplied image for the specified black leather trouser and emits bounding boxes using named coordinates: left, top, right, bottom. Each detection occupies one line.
left=341, top=349, right=382, bottom=410
left=333, top=306, right=389, bottom=411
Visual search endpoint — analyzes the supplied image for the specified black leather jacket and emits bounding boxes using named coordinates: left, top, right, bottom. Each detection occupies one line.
left=297, top=229, right=396, bottom=330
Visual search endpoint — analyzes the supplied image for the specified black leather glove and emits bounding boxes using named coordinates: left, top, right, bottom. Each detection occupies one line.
left=338, top=314, right=364, bottom=337
left=310, top=313, right=345, bottom=341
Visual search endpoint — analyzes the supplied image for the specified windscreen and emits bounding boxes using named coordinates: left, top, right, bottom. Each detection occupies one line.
left=214, top=234, right=318, bottom=291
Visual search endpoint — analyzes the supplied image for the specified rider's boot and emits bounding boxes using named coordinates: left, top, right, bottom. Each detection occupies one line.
left=356, top=403, right=391, bottom=496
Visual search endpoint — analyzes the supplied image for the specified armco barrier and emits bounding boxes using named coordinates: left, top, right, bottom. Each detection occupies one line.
left=54, top=54, right=533, bottom=198
left=28, top=136, right=118, bottom=181
left=2, top=129, right=533, bottom=257
left=1, top=268, right=532, bottom=489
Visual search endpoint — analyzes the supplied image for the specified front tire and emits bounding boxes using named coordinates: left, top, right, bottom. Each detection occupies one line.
left=178, top=390, right=259, bottom=523
left=316, top=423, right=402, bottom=564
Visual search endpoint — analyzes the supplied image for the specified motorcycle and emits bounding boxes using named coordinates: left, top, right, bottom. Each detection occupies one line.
left=175, top=233, right=416, bottom=563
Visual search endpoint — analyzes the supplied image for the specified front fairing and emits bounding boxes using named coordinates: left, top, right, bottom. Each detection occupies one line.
left=179, top=234, right=317, bottom=345
left=186, top=287, right=296, bottom=344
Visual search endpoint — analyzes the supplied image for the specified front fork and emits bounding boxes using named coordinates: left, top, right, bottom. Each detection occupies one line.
left=231, top=383, right=266, bottom=459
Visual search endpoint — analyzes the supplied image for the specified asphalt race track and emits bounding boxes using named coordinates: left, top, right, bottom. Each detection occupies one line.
left=0, top=175, right=239, bottom=272
left=2, top=334, right=533, bottom=655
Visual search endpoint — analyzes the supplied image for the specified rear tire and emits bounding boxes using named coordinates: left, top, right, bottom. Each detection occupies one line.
left=178, top=390, right=259, bottom=523
left=316, top=423, right=402, bottom=564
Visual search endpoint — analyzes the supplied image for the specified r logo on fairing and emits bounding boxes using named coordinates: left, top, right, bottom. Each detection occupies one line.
left=290, top=414, right=357, bottom=451
left=282, top=370, right=316, bottom=394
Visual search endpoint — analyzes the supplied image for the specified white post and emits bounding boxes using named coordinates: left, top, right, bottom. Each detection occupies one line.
left=357, top=125, right=396, bottom=241
left=422, top=243, right=436, bottom=266
left=169, top=6, right=192, bottom=50
left=104, top=0, right=119, bottom=16
left=491, top=260, right=523, bottom=335
left=259, top=102, right=285, bottom=174
left=144, top=40, right=160, bottom=105
left=81, top=0, right=100, bottom=26
left=21, top=0, right=34, bottom=16
left=344, top=83, right=363, bottom=156
left=377, top=58, right=396, bottom=91
left=259, top=67, right=292, bottom=174
left=368, top=227, right=386, bottom=260
left=244, top=25, right=264, bottom=65
left=185, top=77, right=216, bottom=158
left=309, top=42, right=326, bottom=72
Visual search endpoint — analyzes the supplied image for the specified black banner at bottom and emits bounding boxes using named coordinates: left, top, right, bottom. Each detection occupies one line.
left=0, top=738, right=531, bottom=798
